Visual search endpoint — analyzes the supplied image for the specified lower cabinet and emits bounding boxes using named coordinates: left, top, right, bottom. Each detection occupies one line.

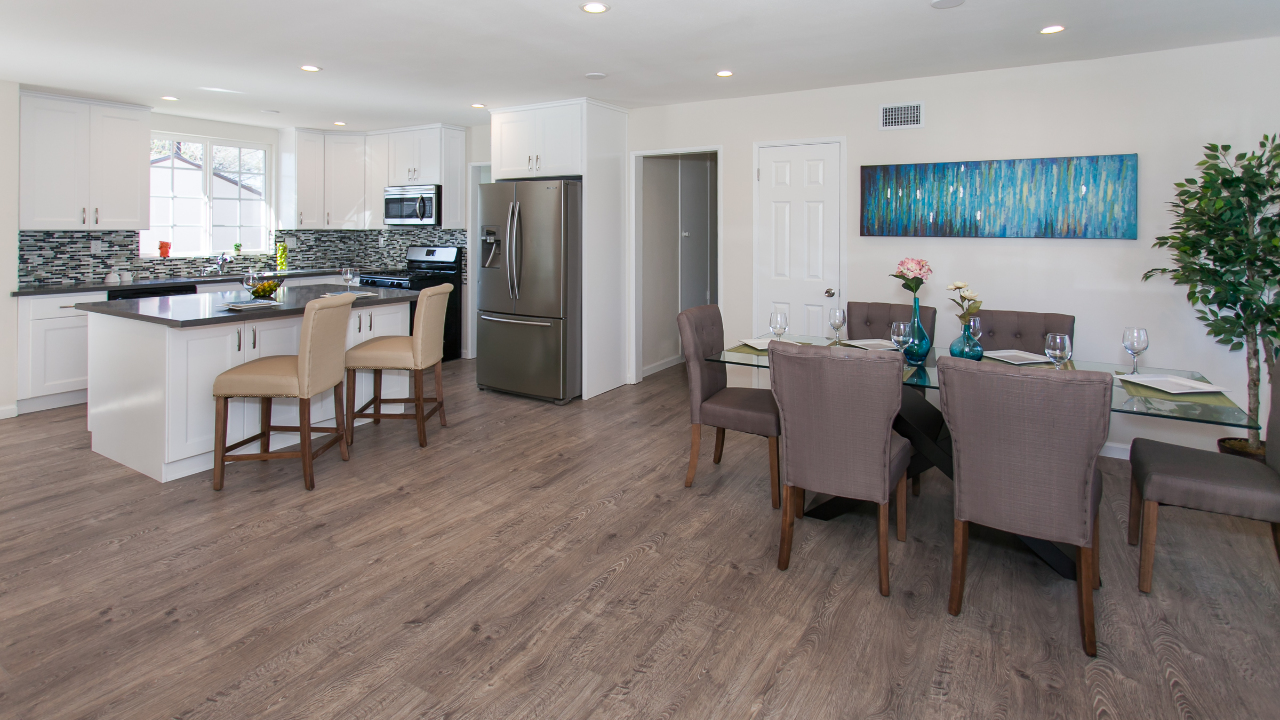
left=17, top=292, right=108, bottom=410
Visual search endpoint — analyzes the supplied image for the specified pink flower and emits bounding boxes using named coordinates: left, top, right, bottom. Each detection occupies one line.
left=895, top=257, right=932, bottom=281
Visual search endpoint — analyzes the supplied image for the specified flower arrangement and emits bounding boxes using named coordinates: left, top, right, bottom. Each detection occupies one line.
left=946, top=281, right=982, bottom=324
left=891, top=257, right=932, bottom=296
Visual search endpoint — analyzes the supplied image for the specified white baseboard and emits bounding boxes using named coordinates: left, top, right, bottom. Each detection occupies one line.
left=17, top=390, right=87, bottom=415
left=1100, top=441, right=1130, bottom=460
left=0, top=403, right=16, bottom=420
left=643, top=355, right=684, bottom=378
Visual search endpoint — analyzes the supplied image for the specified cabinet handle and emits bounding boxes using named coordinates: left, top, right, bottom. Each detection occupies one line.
left=368, top=312, right=373, bottom=332
left=358, top=314, right=362, bottom=332
left=327, top=212, right=330, bottom=225
left=528, top=155, right=533, bottom=171
left=82, top=208, right=86, bottom=225
left=536, top=155, right=540, bottom=171
left=59, top=305, right=76, bottom=309
left=252, top=326, right=257, bottom=349
left=236, top=328, right=241, bottom=352
left=95, top=208, right=99, bottom=225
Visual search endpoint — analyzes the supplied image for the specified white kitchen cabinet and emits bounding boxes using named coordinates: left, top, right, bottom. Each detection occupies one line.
left=20, top=94, right=150, bottom=231
left=17, top=292, right=108, bottom=411
left=490, top=101, right=583, bottom=180
left=365, top=134, right=389, bottom=229
left=166, top=322, right=249, bottom=462
left=389, top=127, right=440, bottom=186
left=324, top=134, right=366, bottom=229
left=296, top=130, right=326, bottom=229
left=492, top=109, right=538, bottom=178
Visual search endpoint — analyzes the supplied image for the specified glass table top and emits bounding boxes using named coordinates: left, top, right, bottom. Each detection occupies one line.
left=709, top=334, right=1257, bottom=430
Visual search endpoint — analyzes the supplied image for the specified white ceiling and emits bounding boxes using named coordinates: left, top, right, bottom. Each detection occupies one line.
left=1, top=0, right=1278, bottom=132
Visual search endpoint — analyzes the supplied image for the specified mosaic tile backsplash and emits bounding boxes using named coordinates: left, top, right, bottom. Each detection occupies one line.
left=19, top=228, right=467, bottom=286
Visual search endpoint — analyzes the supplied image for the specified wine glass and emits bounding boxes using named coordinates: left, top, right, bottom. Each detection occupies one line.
left=1122, top=327, right=1149, bottom=375
left=340, top=267, right=358, bottom=293
left=242, top=270, right=260, bottom=294
left=890, top=321, right=911, bottom=351
left=829, top=308, right=846, bottom=343
left=968, top=316, right=982, bottom=340
left=769, top=311, right=789, bottom=340
left=1045, top=333, right=1073, bottom=369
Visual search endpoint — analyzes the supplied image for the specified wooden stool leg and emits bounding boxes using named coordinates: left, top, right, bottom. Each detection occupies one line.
left=1139, top=500, right=1158, bottom=593
left=794, top=488, right=804, bottom=519
left=685, top=424, right=701, bottom=487
left=1273, top=523, right=1280, bottom=566
left=948, top=520, right=969, bottom=615
left=299, top=396, right=314, bottom=491
left=912, top=475, right=921, bottom=497
left=713, top=427, right=725, bottom=464
left=213, top=396, right=228, bottom=491
left=1092, top=516, right=1101, bottom=589
left=1127, top=477, right=1143, bottom=546
left=778, top=485, right=796, bottom=570
left=768, top=436, right=780, bottom=510
left=345, top=369, right=356, bottom=446
left=260, top=397, right=272, bottom=458
left=878, top=501, right=890, bottom=596
left=434, top=361, right=446, bottom=427
left=896, top=471, right=908, bottom=542
left=1078, top=543, right=1097, bottom=656
left=413, top=368, right=427, bottom=447
left=334, top=381, right=350, bottom=461
left=372, top=369, right=383, bottom=424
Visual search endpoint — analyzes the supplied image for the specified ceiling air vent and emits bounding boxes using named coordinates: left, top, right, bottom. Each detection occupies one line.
left=880, top=103, right=923, bottom=130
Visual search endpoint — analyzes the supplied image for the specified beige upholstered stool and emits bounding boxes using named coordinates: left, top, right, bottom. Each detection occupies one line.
left=345, top=284, right=451, bottom=447
left=212, top=293, right=357, bottom=491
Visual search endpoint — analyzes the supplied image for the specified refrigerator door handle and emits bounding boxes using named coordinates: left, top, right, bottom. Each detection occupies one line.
left=504, top=201, right=516, bottom=299
left=480, top=315, right=552, bottom=327
left=511, top=201, right=522, bottom=300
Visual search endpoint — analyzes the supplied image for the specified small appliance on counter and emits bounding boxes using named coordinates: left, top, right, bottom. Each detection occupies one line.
left=360, top=246, right=463, bottom=360
left=384, top=185, right=441, bottom=226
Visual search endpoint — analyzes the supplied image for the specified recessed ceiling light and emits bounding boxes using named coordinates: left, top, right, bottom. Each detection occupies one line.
left=333, top=121, right=346, bottom=126
left=717, top=70, right=733, bottom=77
left=301, top=65, right=322, bottom=72
left=1041, top=25, right=1065, bottom=34
left=585, top=72, right=607, bottom=80
left=471, top=104, right=486, bottom=108
left=199, top=87, right=241, bottom=93
left=930, top=0, right=964, bottom=8
left=581, top=2, right=609, bottom=12
left=161, top=96, right=179, bottom=101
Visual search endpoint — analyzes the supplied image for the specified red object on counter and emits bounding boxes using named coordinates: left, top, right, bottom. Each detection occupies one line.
left=159, top=241, right=171, bottom=258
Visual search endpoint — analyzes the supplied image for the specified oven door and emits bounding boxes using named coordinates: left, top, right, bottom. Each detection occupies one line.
left=384, top=187, right=440, bottom=226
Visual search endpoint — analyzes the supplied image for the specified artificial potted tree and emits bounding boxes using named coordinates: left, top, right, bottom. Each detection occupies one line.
left=1144, top=134, right=1280, bottom=458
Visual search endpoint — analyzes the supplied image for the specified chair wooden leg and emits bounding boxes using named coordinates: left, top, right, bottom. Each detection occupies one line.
left=434, top=361, right=447, bottom=426
left=685, top=424, right=701, bottom=487
left=1078, top=543, right=1098, bottom=656
left=299, top=396, right=314, bottom=491
left=794, top=488, right=805, bottom=518
left=912, top=475, right=921, bottom=497
left=1127, top=477, right=1143, bottom=546
left=213, top=396, right=228, bottom=491
left=768, top=436, right=780, bottom=510
left=896, top=471, right=908, bottom=542
left=1092, top=516, right=1101, bottom=590
left=372, top=369, right=382, bottom=424
left=878, top=501, right=891, bottom=596
left=948, top=520, right=969, bottom=615
left=345, top=369, right=357, bottom=446
left=259, top=397, right=272, bottom=459
left=1139, top=500, right=1158, bottom=593
left=778, top=485, right=796, bottom=570
left=1273, top=523, right=1280, bottom=566
left=713, top=427, right=725, bottom=464
left=413, top=368, right=427, bottom=448
left=334, top=381, right=350, bottom=461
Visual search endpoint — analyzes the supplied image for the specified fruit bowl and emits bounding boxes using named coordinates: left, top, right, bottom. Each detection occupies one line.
left=250, top=280, right=281, bottom=298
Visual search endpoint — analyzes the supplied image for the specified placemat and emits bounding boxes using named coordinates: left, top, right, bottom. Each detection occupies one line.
left=726, top=340, right=816, bottom=356
left=1118, top=378, right=1236, bottom=407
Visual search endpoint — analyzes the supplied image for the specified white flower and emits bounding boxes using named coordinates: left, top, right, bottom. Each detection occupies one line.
left=945, top=283, right=957, bottom=291
left=960, top=289, right=978, bottom=300
left=953, top=281, right=968, bottom=289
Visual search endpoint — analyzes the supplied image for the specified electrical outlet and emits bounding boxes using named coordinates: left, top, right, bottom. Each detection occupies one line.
left=379, top=235, right=385, bottom=247
left=285, top=236, right=297, bottom=249
left=90, top=239, right=103, bottom=255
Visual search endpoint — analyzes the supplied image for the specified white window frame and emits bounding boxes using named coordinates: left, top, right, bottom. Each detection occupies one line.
left=141, top=131, right=275, bottom=258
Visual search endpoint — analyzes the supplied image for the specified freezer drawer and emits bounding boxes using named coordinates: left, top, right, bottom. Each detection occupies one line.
left=476, top=312, right=566, bottom=401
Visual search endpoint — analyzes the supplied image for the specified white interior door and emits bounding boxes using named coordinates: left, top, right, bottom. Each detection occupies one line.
left=754, top=142, right=842, bottom=339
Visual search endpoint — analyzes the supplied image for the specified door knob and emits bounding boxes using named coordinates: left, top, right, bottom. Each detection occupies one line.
left=824, top=288, right=835, bottom=297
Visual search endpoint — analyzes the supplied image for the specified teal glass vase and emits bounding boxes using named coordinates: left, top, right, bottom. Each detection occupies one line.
left=949, top=320, right=984, bottom=361
left=901, top=297, right=931, bottom=367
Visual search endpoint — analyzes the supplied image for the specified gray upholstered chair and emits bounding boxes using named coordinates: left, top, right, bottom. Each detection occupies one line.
left=677, top=305, right=782, bottom=507
left=1128, top=379, right=1280, bottom=593
left=769, top=343, right=912, bottom=595
left=938, top=357, right=1111, bottom=656
left=846, top=301, right=937, bottom=343
left=971, top=309, right=1075, bottom=353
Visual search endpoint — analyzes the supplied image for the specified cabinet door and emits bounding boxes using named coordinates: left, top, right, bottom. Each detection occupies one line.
left=28, top=316, right=91, bottom=397
left=441, top=128, right=466, bottom=229
left=536, top=104, right=583, bottom=176
left=166, top=323, right=247, bottom=462
left=296, top=131, right=326, bottom=229
left=89, top=104, right=150, bottom=230
left=324, top=134, right=366, bottom=229
left=389, top=131, right=419, bottom=186
left=20, top=95, right=91, bottom=230
left=491, top=110, right=537, bottom=179
left=243, top=317, right=304, bottom=432
left=365, top=134, right=389, bottom=229
left=414, top=128, right=441, bottom=185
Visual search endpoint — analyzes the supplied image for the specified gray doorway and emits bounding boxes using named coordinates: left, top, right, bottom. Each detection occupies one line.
left=638, top=152, right=718, bottom=377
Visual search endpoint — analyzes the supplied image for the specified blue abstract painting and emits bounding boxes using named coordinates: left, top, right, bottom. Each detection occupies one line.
left=860, top=154, right=1138, bottom=239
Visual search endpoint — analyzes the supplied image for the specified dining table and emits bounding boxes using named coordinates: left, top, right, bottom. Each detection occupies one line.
left=708, top=334, right=1259, bottom=581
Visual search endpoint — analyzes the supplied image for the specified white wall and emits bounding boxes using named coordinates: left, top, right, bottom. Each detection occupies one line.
left=151, top=113, right=278, bottom=145
left=628, top=37, right=1280, bottom=452
left=0, top=80, right=17, bottom=418
left=469, top=123, right=491, bottom=164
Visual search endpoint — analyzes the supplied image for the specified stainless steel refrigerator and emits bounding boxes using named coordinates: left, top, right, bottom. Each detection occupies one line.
left=476, top=180, right=582, bottom=404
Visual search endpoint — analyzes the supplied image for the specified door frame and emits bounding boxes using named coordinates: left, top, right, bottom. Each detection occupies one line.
left=627, top=145, right=723, bottom=384
left=751, top=137, right=848, bottom=338
left=465, top=161, right=492, bottom=359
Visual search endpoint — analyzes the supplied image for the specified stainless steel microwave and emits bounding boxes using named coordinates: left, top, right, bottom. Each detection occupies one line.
left=384, top=185, right=441, bottom=225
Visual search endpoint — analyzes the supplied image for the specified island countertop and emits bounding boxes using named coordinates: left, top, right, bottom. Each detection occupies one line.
left=75, top=284, right=420, bottom=328
left=11, top=268, right=369, bottom=297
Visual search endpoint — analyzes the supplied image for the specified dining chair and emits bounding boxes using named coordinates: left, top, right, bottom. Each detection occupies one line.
left=677, top=305, right=782, bottom=507
left=769, top=343, right=912, bottom=594
left=213, top=293, right=357, bottom=491
left=938, top=357, right=1111, bottom=656
left=1128, top=379, right=1280, bottom=592
left=846, top=301, right=937, bottom=344
left=971, top=309, right=1075, bottom=353
left=345, top=284, right=451, bottom=448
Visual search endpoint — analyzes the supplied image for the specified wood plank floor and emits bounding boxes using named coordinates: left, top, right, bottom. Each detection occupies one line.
left=2, top=361, right=1279, bottom=719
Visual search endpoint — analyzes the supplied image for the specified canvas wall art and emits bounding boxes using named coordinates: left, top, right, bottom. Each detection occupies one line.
left=860, top=153, right=1138, bottom=239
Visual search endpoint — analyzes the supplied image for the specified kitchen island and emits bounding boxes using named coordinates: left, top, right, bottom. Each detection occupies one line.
left=77, top=284, right=418, bottom=482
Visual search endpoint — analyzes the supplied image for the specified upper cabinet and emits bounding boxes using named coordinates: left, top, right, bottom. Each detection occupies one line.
left=20, top=94, right=150, bottom=231
left=381, top=125, right=465, bottom=229
left=295, top=130, right=325, bottom=229
left=388, top=127, right=441, bottom=186
left=490, top=101, right=583, bottom=180
left=323, top=134, right=365, bottom=229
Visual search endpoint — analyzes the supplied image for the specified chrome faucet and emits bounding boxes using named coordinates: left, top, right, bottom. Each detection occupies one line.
left=202, top=252, right=232, bottom=275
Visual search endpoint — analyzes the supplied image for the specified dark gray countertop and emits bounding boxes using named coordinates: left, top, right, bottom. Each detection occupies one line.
left=11, top=268, right=351, bottom=297
left=75, top=284, right=420, bottom=328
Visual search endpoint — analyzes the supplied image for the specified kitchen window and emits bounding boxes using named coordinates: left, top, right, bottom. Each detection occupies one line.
left=140, top=133, right=272, bottom=257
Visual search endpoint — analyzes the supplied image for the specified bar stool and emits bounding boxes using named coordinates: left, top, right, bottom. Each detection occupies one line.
left=212, top=293, right=357, bottom=491
left=345, top=284, right=451, bottom=447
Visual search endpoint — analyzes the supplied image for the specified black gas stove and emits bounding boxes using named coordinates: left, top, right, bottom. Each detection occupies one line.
left=360, top=246, right=463, bottom=361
